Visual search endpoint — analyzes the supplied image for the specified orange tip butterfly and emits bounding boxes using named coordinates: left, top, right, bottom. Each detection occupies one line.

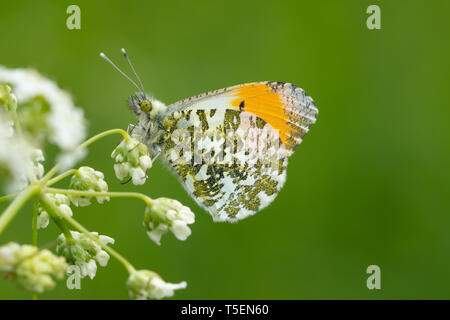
left=101, top=49, right=318, bottom=222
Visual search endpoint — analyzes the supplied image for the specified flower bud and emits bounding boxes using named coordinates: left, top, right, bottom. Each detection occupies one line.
left=111, top=138, right=152, bottom=185
left=56, top=231, right=114, bottom=280
left=30, top=149, right=45, bottom=179
left=126, top=269, right=187, bottom=300
left=0, top=242, right=67, bottom=294
left=69, top=166, right=109, bottom=206
left=37, top=193, right=73, bottom=229
left=143, top=198, right=195, bottom=245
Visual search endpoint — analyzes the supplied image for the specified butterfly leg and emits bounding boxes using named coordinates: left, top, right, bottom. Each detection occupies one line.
left=127, top=122, right=138, bottom=136
left=141, top=145, right=161, bottom=180
left=120, top=177, right=132, bottom=184
left=113, top=122, right=139, bottom=150
left=152, top=145, right=161, bottom=162
left=141, top=121, right=153, bottom=142
left=113, top=123, right=134, bottom=149
left=127, top=121, right=152, bottom=152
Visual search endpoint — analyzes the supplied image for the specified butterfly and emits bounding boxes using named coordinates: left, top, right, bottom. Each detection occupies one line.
left=101, top=49, right=318, bottom=222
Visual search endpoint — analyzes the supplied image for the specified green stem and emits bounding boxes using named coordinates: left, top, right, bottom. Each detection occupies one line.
left=32, top=198, right=38, bottom=246
left=32, top=199, right=39, bottom=301
left=45, top=188, right=154, bottom=207
left=0, top=193, right=18, bottom=203
left=42, top=129, right=129, bottom=182
left=38, top=194, right=73, bottom=243
left=77, top=129, right=129, bottom=150
left=0, top=184, right=39, bottom=236
left=0, top=129, right=131, bottom=238
left=47, top=169, right=79, bottom=186
left=41, top=165, right=60, bottom=183
left=51, top=217, right=74, bottom=243
left=39, top=194, right=135, bottom=274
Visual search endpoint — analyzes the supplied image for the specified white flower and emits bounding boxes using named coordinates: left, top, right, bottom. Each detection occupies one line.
left=68, top=166, right=109, bottom=206
left=150, top=277, right=187, bottom=299
left=111, top=137, right=152, bottom=185
left=48, top=105, right=85, bottom=151
left=37, top=211, right=49, bottom=229
left=30, top=149, right=45, bottom=179
left=0, top=66, right=87, bottom=162
left=170, top=220, right=192, bottom=241
left=59, top=203, right=73, bottom=216
left=143, top=198, right=195, bottom=245
left=113, top=162, right=131, bottom=180
left=56, top=231, right=114, bottom=280
left=82, top=259, right=97, bottom=280
left=37, top=193, right=73, bottom=229
left=0, top=118, right=38, bottom=192
left=139, top=155, right=152, bottom=168
left=94, top=250, right=110, bottom=267
left=130, top=167, right=146, bottom=185
left=48, top=193, right=73, bottom=217
left=0, top=242, right=67, bottom=294
left=1, top=85, right=48, bottom=189
left=146, top=223, right=168, bottom=246
left=126, top=269, right=187, bottom=300
left=0, top=242, right=21, bottom=271
left=98, top=234, right=115, bottom=245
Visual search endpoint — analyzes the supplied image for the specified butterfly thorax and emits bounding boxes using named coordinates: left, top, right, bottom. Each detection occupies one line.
left=128, top=92, right=169, bottom=158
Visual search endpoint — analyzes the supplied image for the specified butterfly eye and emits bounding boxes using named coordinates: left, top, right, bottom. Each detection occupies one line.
left=140, top=100, right=152, bottom=113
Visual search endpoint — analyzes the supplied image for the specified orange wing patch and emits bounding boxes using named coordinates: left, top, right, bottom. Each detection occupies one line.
left=229, top=82, right=317, bottom=151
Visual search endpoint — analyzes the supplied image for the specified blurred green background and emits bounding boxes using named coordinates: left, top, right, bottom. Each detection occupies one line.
left=1, top=0, right=449, bottom=299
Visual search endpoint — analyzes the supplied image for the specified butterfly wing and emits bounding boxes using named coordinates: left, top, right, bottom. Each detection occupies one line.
left=161, top=82, right=318, bottom=222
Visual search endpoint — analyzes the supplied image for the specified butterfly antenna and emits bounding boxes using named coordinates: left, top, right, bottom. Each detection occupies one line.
left=121, top=48, right=145, bottom=92
left=99, top=52, right=141, bottom=92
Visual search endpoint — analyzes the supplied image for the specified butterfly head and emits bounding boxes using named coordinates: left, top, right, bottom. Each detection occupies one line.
left=128, top=92, right=167, bottom=119
left=100, top=48, right=167, bottom=118
left=127, top=92, right=149, bottom=115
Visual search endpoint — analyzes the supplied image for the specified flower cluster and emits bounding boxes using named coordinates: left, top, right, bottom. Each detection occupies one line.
left=144, top=198, right=195, bottom=245
left=126, top=269, right=187, bottom=300
left=68, top=167, right=109, bottom=206
left=0, top=66, right=87, bottom=168
left=0, top=65, right=195, bottom=300
left=37, top=193, right=73, bottom=229
left=0, top=242, right=67, bottom=294
left=111, top=137, right=152, bottom=185
left=0, top=114, right=46, bottom=192
left=56, top=231, right=114, bottom=280
left=0, top=118, right=31, bottom=192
